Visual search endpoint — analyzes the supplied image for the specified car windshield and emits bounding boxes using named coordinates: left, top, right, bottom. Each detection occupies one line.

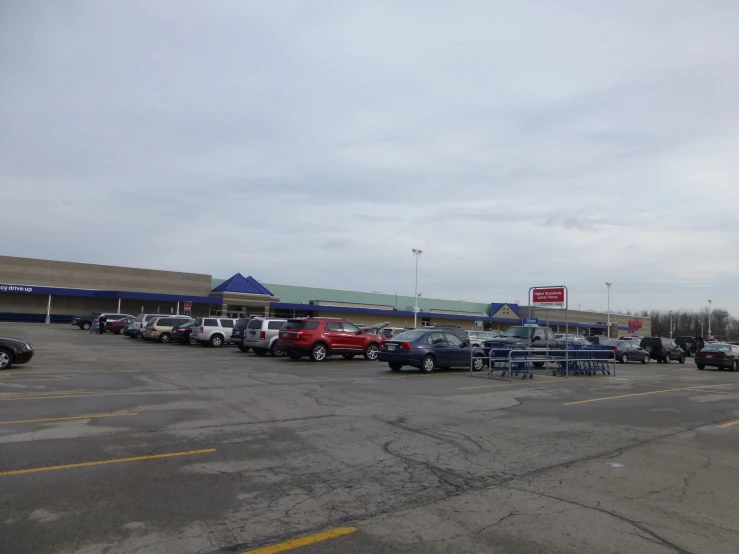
left=703, top=344, right=731, bottom=352
left=392, top=331, right=426, bottom=341
left=501, top=327, right=531, bottom=339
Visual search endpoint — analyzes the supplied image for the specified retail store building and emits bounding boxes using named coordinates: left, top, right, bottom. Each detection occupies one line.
left=0, top=255, right=650, bottom=336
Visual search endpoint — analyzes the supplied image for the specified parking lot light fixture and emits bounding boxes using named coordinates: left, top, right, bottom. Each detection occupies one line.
left=412, top=249, right=423, bottom=327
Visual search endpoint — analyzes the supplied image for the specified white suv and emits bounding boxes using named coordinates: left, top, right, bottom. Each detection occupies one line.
left=190, top=317, right=236, bottom=347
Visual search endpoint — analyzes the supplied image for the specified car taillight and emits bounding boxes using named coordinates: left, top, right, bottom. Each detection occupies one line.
left=200, top=327, right=204, bottom=333
left=399, top=342, right=412, bottom=350
left=151, top=328, right=156, bottom=332
left=715, top=353, right=728, bottom=358
left=260, top=331, right=266, bottom=340
left=609, top=346, right=618, bottom=351
left=659, top=346, right=665, bottom=351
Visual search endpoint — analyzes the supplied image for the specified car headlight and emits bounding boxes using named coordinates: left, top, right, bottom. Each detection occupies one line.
left=23, top=343, right=33, bottom=351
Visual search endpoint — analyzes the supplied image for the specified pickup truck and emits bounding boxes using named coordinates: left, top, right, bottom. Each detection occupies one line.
left=72, top=313, right=134, bottom=331
left=483, top=326, right=560, bottom=367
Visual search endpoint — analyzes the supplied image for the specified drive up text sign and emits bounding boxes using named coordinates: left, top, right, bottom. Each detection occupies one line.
left=532, top=287, right=566, bottom=307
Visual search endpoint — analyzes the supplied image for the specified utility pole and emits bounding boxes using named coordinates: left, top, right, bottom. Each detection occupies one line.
left=412, top=249, right=422, bottom=327
left=708, top=299, right=712, bottom=338
left=605, top=283, right=612, bottom=337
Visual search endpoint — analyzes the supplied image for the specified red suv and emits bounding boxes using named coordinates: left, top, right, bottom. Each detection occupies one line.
left=278, top=318, right=384, bottom=362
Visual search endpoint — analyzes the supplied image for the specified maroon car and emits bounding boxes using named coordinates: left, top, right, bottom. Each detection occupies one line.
left=106, top=317, right=134, bottom=334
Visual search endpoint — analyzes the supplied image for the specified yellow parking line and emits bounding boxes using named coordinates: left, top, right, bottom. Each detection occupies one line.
left=564, top=383, right=739, bottom=406
left=458, top=377, right=593, bottom=390
left=0, top=448, right=216, bottom=477
left=0, top=390, right=96, bottom=401
left=717, top=419, right=739, bottom=429
left=241, top=527, right=357, bottom=554
left=0, top=412, right=138, bottom=426
left=381, top=372, right=462, bottom=380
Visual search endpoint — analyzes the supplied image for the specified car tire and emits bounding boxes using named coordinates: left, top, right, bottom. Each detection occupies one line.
left=679, top=355, right=686, bottom=365
left=238, top=344, right=250, bottom=352
left=389, top=362, right=403, bottom=371
left=82, top=322, right=91, bottom=330
left=420, top=355, right=435, bottom=373
left=472, top=357, right=485, bottom=371
left=620, top=354, right=628, bottom=364
left=115, top=329, right=122, bottom=335
left=342, top=354, right=356, bottom=360
left=188, top=335, right=198, bottom=346
left=271, top=343, right=286, bottom=357
left=159, top=333, right=171, bottom=343
left=0, top=348, right=14, bottom=370
left=697, top=364, right=705, bottom=370
left=135, top=332, right=143, bottom=339
left=253, top=348, right=268, bottom=356
left=733, top=360, right=738, bottom=372
left=210, top=334, right=224, bottom=347
left=663, top=355, right=671, bottom=364
left=288, top=351, right=302, bottom=360
left=363, top=343, right=379, bottom=361
left=310, top=343, right=328, bottom=362
left=642, top=355, right=649, bottom=364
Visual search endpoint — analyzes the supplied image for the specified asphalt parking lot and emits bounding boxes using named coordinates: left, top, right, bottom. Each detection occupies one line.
left=2, top=323, right=739, bottom=554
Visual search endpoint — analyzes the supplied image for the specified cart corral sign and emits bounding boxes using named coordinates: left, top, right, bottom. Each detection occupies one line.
left=532, top=287, right=565, bottom=307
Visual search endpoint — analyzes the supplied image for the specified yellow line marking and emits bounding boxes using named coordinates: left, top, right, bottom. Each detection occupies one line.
left=381, top=372, right=462, bottom=380
left=459, top=377, right=593, bottom=390
left=241, top=527, right=357, bottom=554
left=0, top=412, right=139, bottom=426
left=717, top=419, right=739, bottom=429
left=0, top=448, right=216, bottom=477
left=0, top=391, right=95, bottom=400
left=564, top=383, right=739, bottom=405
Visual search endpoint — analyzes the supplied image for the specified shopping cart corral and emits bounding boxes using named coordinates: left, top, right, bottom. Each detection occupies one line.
left=471, top=345, right=617, bottom=381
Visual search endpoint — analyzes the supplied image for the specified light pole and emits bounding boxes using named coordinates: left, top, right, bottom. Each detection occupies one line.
left=605, top=283, right=612, bottom=338
left=708, top=299, right=712, bottom=338
left=412, top=249, right=423, bottom=327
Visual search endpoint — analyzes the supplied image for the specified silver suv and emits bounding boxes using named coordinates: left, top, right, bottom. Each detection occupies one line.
left=242, top=318, right=287, bottom=356
left=190, top=317, right=236, bottom=347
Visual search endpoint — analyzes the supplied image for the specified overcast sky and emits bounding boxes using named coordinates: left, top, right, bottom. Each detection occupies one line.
left=2, top=1, right=739, bottom=314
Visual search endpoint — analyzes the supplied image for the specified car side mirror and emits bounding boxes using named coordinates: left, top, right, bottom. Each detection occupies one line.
left=460, top=342, right=468, bottom=347
left=532, top=336, right=540, bottom=342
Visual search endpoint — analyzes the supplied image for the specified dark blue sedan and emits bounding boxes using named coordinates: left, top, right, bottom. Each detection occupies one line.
left=378, top=329, right=486, bottom=372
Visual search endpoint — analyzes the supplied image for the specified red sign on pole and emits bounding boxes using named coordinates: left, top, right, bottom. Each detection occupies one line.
left=628, top=319, right=643, bottom=329
left=532, top=287, right=565, bottom=307
left=184, top=301, right=192, bottom=310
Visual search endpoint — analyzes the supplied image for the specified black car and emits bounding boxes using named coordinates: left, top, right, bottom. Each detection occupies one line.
left=422, top=325, right=471, bottom=344
left=675, top=336, right=700, bottom=356
left=171, top=321, right=197, bottom=345
left=603, top=339, right=651, bottom=364
left=229, top=318, right=251, bottom=351
left=0, top=337, right=34, bottom=369
left=695, top=343, right=739, bottom=371
left=639, top=337, right=686, bottom=364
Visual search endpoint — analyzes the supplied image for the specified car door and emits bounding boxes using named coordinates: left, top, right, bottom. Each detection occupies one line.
left=324, top=321, right=345, bottom=349
left=426, top=332, right=450, bottom=364
left=443, top=332, right=468, bottom=367
left=341, top=322, right=365, bottom=350
left=532, top=328, right=547, bottom=349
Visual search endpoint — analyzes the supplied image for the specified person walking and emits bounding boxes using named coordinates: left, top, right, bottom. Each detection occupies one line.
left=98, top=314, right=107, bottom=335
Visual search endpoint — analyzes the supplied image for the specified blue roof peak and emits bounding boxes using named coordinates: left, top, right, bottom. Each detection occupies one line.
left=211, top=273, right=274, bottom=296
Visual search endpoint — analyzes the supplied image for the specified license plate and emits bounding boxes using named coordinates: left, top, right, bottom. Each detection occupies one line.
left=706, top=355, right=713, bottom=358
left=387, top=344, right=396, bottom=351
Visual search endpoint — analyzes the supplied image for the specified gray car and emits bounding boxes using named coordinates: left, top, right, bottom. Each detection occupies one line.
left=242, top=317, right=288, bottom=356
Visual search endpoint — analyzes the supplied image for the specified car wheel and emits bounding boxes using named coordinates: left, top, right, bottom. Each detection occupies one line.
left=663, top=355, right=671, bottom=364
left=679, top=355, right=686, bottom=365
left=271, top=343, right=286, bottom=357
left=238, top=344, right=250, bottom=352
left=642, top=355, right=649, bottom=364
left=188, top=335, right=198, bottom=346
left=0, top=348, right=13, bottom=370
left=620, top=354, right=628, bottom=364
left=310, top=343, right=328, bottom=362
left=135, top=332, right=143, bottom=339
left=82, top=322, right=91, bottom=330
left=363, top=344, right=379, bottom=360
left=288, top=351, right=302, bottom=360
left=472, top=357, right=485, bottom=371
left=420, top=355, right=435, bottom=373
left=210, top=334, right=224, bottom=347
left=697, top=364, right=705, bottom=370
left=389, top=362, right=403, bottom=371
left=733, top=360, right=738, bottom=372
left=342, top=354, right=356, bottom=360
left=159, top=333, right=171, bottom=343
left=253, top=348, right=268, bottom=356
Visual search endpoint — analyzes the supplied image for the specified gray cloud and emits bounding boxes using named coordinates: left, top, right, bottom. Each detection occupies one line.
left=2, top=1, right=739, bottom=314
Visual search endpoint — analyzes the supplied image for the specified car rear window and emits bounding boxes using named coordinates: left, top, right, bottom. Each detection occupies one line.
left=193, top=318, right=202, bottom=326
left=703, top=344, right=731, bottom=352
left=284, top=320, right=319, bottom=330
left=234, top=319, right=249, bottom=330
left=204, top=318, right=218, bottom=326
left=134, top=314, right=145, bottom=322
left=268, top=321, right=285, bottom=330
left=393, top=331, right=425, bottom=341
left=247, top=319, right=263, bottom=329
